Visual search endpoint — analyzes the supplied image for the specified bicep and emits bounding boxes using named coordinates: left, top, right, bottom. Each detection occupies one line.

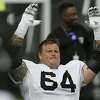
left=9, top=61, right=27, bottom=85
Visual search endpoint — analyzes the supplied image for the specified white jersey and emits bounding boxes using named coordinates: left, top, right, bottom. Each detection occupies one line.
left=21, top=59, right=85, bottom=100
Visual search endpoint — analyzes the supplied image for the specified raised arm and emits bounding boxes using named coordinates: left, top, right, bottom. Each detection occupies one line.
left=8, top=3, right=39, bottom=83
left=82, top=7, right=100, bottom=84
left=12, top=3, right=39, bottom=45
left=9, top=3, right=39, bottom=69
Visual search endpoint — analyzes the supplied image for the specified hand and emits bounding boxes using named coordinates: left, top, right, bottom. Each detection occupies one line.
left=88, top=7, right=100, bottom=40
left=25, top=3, right=38, bottom=16
left=14, top=3, right=41, bottom=39
left=88, top=7, right=100, bottom=28
left=22, top=3, right=41, bottom=26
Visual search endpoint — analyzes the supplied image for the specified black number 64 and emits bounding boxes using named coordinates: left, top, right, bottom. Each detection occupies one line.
left=40, top=70, right=76, bottom=92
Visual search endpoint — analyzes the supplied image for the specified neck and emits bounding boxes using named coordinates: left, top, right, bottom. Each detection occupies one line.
left=39, top=62, right=59, bottom=69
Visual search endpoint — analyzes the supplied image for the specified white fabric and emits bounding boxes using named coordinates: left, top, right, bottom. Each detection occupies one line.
left=14, top=14, right=41, bottom=39
left=89, top=17, right=100, bottom=40
left=14, top=3, right=40, bottom=39
left=21, top=59, right=85, bottom=100
left=14, top=14, right=34, bottom=39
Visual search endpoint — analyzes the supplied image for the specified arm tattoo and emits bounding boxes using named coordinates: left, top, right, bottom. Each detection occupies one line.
left=12, top=34, right=24, bottom=46
left=10, top=61, right=28, bottom=82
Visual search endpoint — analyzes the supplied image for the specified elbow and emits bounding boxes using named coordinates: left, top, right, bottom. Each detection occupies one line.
left=11, top=34, right=24, bottom=46
left=83, top=65, right=96, bottom=84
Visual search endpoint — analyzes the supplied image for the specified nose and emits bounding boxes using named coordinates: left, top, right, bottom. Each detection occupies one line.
left=51, top=51, right=56, bottom=55
left=51, top=51, right=57, bottom=56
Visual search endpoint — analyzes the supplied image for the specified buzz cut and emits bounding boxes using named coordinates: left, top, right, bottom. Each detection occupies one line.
left=38, top=39, right=60, bottom=53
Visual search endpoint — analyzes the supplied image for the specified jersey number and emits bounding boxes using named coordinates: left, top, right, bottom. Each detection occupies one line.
left=41, top=70, right=76, bottom=92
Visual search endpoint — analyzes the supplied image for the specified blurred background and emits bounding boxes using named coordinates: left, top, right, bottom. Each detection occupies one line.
left=0, top=0, right=100, bottom=100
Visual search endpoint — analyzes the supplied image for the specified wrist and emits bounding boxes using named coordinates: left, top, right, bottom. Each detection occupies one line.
left=94, top=27, right=100, bottom=40
left=89, top=16, right=100, bottom=40
left=14, top=20, right=28, bottom=39
left=21, top=13, right=34, bottom=25
left=14, top=13, right=33, bottom=39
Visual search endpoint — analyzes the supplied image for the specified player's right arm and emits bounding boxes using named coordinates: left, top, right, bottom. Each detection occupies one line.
left=8, top=3, right=39, bottom=83
left=12, top=3, right=39, bottom=45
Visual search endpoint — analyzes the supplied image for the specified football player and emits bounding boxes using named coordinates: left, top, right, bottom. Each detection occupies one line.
left=7, top=3, right=100, bottom=100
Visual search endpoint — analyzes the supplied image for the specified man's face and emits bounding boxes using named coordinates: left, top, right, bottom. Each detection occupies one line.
left=62, top=7, right=79, bottom=26
left=39, top=43, right=60, bottom=69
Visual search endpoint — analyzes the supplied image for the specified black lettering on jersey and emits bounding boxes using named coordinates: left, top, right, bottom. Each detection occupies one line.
left=41, top=71, right=58, bottom=90
left=41, top=71, right=76, bottom=92
left=60, top=70, right=76, bottom=92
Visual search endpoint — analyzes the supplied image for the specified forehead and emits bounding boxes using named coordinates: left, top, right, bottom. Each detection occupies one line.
left=63, top=7, right=77, bottom=14
left=42, top=43, right=59, bottom=50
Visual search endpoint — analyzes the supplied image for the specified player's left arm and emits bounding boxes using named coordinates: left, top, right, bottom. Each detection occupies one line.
left=86, top=7, right=100, bottom=74
left=82, top=40, right=100, bottom=84
left=82, top=7, right=100, bottom=84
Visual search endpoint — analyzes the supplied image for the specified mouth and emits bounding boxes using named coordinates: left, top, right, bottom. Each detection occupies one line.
left=50, top=57, right=57, bottom=59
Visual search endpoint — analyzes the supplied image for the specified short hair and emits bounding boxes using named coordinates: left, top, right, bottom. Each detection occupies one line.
left=59, top=2, right=75, bottom=15
left=38, top=39, right=60, bottom=53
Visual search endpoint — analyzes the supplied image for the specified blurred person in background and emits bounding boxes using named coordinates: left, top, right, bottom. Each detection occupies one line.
left=46, top=2, right=95, bottom=100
